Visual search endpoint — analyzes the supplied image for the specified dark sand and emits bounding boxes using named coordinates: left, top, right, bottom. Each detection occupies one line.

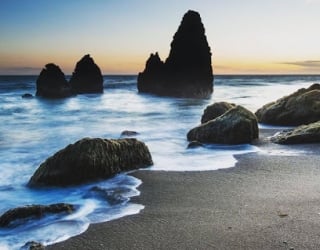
left=48, top=130, right=320, bottom=250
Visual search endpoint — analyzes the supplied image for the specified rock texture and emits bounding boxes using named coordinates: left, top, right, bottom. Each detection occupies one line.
left=255, top=84, right=320, bottom=126
left=187, top=106, right=259, bottom=144
left=138, top=10, right=213, bottom=98
left=36, top=64, right=72, bottom=98
left=201, top=102, right=236, bottom=124
left=70, top=54, right=104, bottom=94
left=271, top=121, right=320, bottom=144
left=28, top=138, right=153, bottom=187
left=0, top=203, right=74, bottom=227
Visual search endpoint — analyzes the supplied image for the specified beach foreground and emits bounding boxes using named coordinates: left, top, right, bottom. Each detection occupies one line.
left=48, top=131, right=320, bottom=250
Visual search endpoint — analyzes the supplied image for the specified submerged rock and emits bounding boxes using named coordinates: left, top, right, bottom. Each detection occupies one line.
left=36, top=63, right=72, bottom=98
left=271, top=121, right=320, bottom=144
left=138, top=10, right=213, bottom=98
left=70, top=54, right=104, bottom=94
left=187, top=141, right=204, bottom=149
left=187, top=106, right=259, bottom=144
left=255, top=83, right=320, bottom=126
left=0, top=203, right=74, bottom=227
left=21, top=241, right=45, bottom=250
left=28, top=138, right=153, bottom=187
left=21, top=93, right=33, bottom=99
left=120, top=130, right=139, bottom=137
left=201, top=102, right=236, bottom=124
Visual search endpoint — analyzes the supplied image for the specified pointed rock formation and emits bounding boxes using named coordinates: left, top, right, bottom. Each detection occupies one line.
left=36, top=63, right=72, bottom=98
left=70, top=54, right=104, bottom=94
left=138, top=10, right=213, bottom=98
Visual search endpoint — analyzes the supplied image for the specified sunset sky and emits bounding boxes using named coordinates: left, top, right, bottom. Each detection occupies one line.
left=1, top=0, right=320, bottom=75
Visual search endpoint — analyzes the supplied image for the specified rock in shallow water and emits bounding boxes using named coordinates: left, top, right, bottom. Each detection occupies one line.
left=36, top=63, right=73, bottom=98
left=28, top=138, right=153, bottom=187
left=137, top=10, right=213, bottom=98
left=255, top=83, right=320, bottom=126
left=271, top=121, right=320, bottom=144
left=187, top=105, right=259, bottom=144
left=0, top=203, right=74, bottom=227
left=69, top=54, right=104, bottom=94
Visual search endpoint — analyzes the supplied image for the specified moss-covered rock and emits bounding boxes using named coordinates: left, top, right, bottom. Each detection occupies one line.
left=271, top=121, right=320, bottom=144
left=28, top=138, right=153, bottom=187
left=187, top=105, right=258, bottom=144
left=255, top=84, right=320, bottom=126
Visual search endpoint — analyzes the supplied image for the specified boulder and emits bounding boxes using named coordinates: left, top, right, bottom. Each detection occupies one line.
left=271, top=121, right=320, bottom=144
left=28, top=138, right=153, bottom=187
left=255, top=84, right=320, bottom=126
left=187, top=106, right=259, bottom=144
left=0, top=203, right=74, bottom=227
left=69, top=54, right=104, bottom=94
left=201, top=102, right=236, bottom=124
left=138, top=10, right=213, bottom=98
left=36, top=63, right=72, bottom=98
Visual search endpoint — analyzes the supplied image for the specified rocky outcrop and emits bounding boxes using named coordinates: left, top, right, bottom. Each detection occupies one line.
left=255, top=84, right=320, bottom=126
left=138, top=10, right=213, bottom=98
left=187, top=106, right=259, bottom=144
left=0, top=203, right=74, bottom=227
left=70, top=54, right=104, bottom=94
left=36, top=64, right=72, bottom=98
left=271, top=121, right=320, bottom=144
left=28, top=138, right=153, bottom=187
left=201, top=102, right=235, bottom=124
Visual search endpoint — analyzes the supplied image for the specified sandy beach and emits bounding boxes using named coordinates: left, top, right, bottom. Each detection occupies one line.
left=48, top=130, right=320, bottom=250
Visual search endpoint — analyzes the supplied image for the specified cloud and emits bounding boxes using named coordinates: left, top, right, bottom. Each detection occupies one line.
left=281, top=60, right=320, bottom=68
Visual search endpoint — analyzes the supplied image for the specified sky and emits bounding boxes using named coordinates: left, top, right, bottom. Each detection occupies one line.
left=0, top=0, right=320, bottom=75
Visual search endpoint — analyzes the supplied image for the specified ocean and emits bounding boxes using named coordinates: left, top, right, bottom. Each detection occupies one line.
left=0, top=75, right=319, bottom=249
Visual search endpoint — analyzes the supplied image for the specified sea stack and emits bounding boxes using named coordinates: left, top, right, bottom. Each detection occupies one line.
left=36, top=63, right=72, bottom=98
left=70, top=54, right=104, bottom=94
left=138, top=10, right=213, bottom=98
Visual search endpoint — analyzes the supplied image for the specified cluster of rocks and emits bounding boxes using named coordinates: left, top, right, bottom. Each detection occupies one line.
left=187, top=102, right=259, bottom=145
left=255, top=83, right=320, bottom=144
left=36, top=54, right=103, bottom=98
left=138, top=10, right=213, bottom=98
left=187, top=83, right=320, bottom=146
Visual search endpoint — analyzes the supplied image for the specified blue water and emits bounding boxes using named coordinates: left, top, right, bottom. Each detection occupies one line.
left=0, top=75, right=319, bottom=249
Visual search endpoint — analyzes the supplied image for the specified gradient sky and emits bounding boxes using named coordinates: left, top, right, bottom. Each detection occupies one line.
left=1, top=0, right=320, bottom=75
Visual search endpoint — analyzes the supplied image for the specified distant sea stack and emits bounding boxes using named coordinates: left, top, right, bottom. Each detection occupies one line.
left=138, top=10, right=213, bottom=98
left=70, top=54, right=104, bottom=94
left=36, top=63, right=72, bottom=98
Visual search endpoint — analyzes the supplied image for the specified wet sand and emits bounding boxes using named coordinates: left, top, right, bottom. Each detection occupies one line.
left=48, top=130, right=320, bottom=249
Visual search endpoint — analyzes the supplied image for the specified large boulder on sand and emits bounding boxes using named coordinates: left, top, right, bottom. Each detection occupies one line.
left=0, top=203, right=74, bottom=227
left=28, top=138, right=153, bottom=187
left=271, top=121, right=320, bottom=144
left=187, top=106, right=259, bottom=144
left=137, top=10, right=213, bottom=98
left=36, top=63, right=72, bottom=98
left=70, top=54, right=104, bottom=94
left=201, top=102, right=235, bottom=124
left=255, top=84, right=320, bottom=126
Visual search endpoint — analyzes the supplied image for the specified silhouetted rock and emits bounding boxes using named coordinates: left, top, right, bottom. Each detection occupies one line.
left=70, top=54, right=103, bottom=94
left=201, top=102, right=236, bottom=124
left=271, top=121, right=320, bottom=144
left=36, top=64, right=72, bottom=98
left=138, top=10, right=213, bottom=98
left=21, top=93, right=33, bottom=99
left=0, top=203, right=74, bottom=227
left=28, top=138, right=153, bottom=187
left=255, top=84, right=320, bottom=126
left=187, top=106, right=259, bottom=144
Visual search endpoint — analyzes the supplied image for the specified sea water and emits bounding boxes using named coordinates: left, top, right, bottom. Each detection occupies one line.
left=0, top=75, right=319, bottom=248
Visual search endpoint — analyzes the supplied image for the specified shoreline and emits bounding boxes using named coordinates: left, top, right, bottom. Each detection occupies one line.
left=48, top=130, right=320, bottom=249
